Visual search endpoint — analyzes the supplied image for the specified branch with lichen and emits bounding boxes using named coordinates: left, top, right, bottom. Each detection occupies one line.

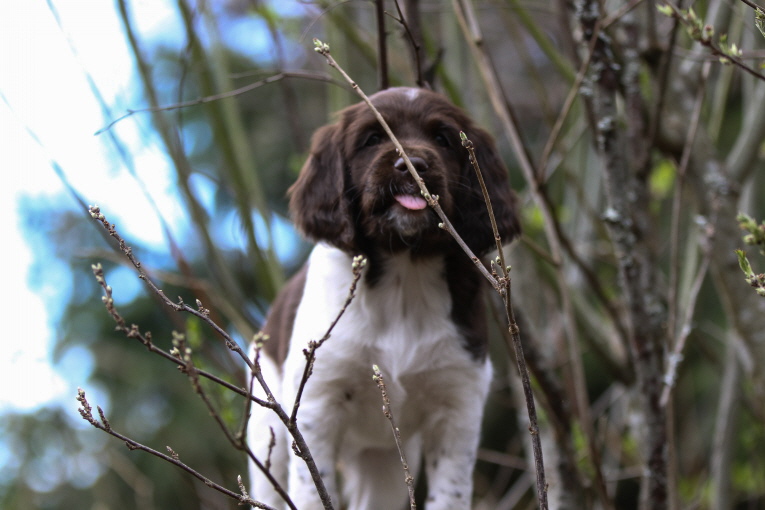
left=575, top=1, right=669, bottom=508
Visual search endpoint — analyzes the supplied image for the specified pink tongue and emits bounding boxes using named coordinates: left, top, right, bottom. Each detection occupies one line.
left=394, top=194, right=428, bottom=210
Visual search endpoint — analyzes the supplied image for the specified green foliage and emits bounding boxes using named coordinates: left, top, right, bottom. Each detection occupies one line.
left=650, top=158, right=676, bottom=200
left=736, top=213, right=765, bottom=297
left=733, top=418, right=765, bottom=493
left=738, top=212, right=765, bottom=254
left=756, top=8, right=765, bottom=40
left=658, top=3, right=746, bottom=64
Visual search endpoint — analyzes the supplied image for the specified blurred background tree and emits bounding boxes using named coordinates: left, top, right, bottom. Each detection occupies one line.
left=3, top=0, right=765, bottom=509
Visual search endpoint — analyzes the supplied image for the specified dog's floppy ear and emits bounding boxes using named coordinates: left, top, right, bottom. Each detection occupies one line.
left=288, top=122, right=356, bottom=251
left=455, top=124, right=521, bottom=256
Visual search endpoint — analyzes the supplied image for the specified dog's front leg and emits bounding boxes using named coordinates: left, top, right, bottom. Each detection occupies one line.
left=423, top=361, right=492, bottom=510
left=283, top=368, right=344, bottom=510
left=423, top=417, right=482, bottom=510
left=288, top=426, right=340, bottom=509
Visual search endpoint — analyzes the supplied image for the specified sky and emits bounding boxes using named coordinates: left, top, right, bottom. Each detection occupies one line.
left=1, top=0, right=310, bottom=416
left=0, top=1, right=197, bottom=413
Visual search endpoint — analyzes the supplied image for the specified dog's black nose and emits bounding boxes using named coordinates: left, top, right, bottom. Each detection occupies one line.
left=395, top=156, right=428, bottom=174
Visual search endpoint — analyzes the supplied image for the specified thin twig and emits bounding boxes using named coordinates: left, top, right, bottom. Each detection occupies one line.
left=312, top=37, right=550, bottom=510
left=662, top=3, right=765, bottom=82
left=389, top=0, right=425, bottom=87
left=649, top=0, right=684, bottom=151
left=737, top=0, right=765, bottom=12
left=461, top=132, right=505, bottom=270
left=375, top=0, right=389, bottom=90
left=88, top=205, right=335, bottom=509
left=173, top=331, right=245, bottom=445
left=90, top=261, right=267, bottom=404
left=456, top=0, right=629, bottom=346
left=91, top=248, right=297, bottom=508
left=88, top=206, right=256, bottom=370
left=240, top=345, right=262, bottom=442
left=452, top=2, right=612, bottom=506
left=312, top=39, right=500, bottom=290
left=666, top=61, right=711, bottom=371
left=95, top=71, right=338, bottom=135
left=537, top=19, right=601, bottom=180
left=289, top=255, right=367, bottom=426
left=602, top=0, right=646, bottom=28
left=172, top=332, right=299, bottom=510
left=462, top=133, right=549, bottom=510
left=660, top=226, right=713, bottom=407
left=373, top=366, right=417, bottom=510
left=76, top=389, right=273, bottom=509
left=499, top=278, right=548, bottom=509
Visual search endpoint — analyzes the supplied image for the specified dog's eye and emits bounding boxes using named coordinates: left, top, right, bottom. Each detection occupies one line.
left=434, top=133, right=451, bottom=148
left=363, top=133, right=383, bottom=147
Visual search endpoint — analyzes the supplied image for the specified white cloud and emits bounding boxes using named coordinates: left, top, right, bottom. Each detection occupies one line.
left=0, top=0, right=179, bottom=412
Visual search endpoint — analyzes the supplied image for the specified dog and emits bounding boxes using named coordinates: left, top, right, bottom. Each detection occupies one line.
left=248, top=87, right=520, bottom=510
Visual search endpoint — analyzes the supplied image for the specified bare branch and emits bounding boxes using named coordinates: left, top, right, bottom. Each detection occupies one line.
left=389, top=0, right=426, bottom=87
left=95, top=71, right=339, bottom=135
left=89, top=205, right=256, bottom=370
left=375, top=0, right=389, bottom=90
left=88, top=205, right=334, bottom=509
left=372, top=365, right=417, bottom=510
left=312, top=39, right=500, bottom=291
left=89, top=260, right=268, bottom=404
left=289, top=255, right=366, bottom=426
left=312, top=38, right=550, bottom=510
left=659, top=3, right=765, bottom=82
left=76, top=389, right=273, bottom=509
left=451, top=2, right=611, bottom=506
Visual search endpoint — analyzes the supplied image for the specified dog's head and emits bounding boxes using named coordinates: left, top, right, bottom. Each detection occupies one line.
left=289, top=87, right=521, bottom=256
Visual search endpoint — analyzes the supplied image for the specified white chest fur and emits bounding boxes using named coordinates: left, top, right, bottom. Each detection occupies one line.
left=267, top=243, right=491, bottom=510
left=287, top=244, right=472, bottom=380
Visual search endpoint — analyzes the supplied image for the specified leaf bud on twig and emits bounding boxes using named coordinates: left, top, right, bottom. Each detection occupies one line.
left=313, top=38, right=330, bottom=55
left=166, top=446, right=180, bottom=461
left=352, top=255, right=368, bottom=271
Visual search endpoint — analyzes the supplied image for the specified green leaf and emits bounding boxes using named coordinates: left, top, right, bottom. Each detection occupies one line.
left=756, top=8, right=765, bottom=40
left=657, top=4, right=674, bottom=17
left=736, top=249, right=754, bottom=277
left=650, top=158, right=676, bottom=199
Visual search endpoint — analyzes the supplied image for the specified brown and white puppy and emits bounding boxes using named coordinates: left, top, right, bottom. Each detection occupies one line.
left=249, top=87, right=520, bottom=510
